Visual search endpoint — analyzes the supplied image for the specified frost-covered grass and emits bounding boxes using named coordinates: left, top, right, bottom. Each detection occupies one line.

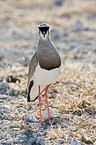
left=0, top=61, right=95, bottom=144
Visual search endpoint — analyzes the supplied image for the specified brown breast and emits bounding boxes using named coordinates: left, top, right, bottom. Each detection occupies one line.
left=37, top=39, right=61, bottom=70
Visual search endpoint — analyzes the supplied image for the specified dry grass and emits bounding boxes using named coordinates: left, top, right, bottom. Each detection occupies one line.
left=0, top=0, right=96, bottom=144
left=8, top=0, right=52, bottom=8
left=55, top=61, right=96, bottom=111
left=57, top=0, right=96, bottom=16
left=0, top=56, right=96, bottom=144
left=47, top=60, right=96, bottom=144
left=1, top=0, right=96, bottom=28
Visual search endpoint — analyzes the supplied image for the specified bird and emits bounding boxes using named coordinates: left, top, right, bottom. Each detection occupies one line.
left=27, top=24, right=61, bottom=123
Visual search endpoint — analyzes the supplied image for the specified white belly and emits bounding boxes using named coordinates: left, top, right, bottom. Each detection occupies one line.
left=30, top=64, right=61, bottom=101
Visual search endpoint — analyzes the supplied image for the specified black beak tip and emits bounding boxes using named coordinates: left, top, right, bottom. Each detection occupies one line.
left=43, top=34, right=45, bottom=37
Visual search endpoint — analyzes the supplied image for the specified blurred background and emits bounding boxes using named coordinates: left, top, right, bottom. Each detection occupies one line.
left=0, top=0, right=96, bottom=69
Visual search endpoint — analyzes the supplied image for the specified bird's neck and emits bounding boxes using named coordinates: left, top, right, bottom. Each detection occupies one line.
left=39, top=37, right=50, bottom=42
left=37, top=38, right=52, bottom=53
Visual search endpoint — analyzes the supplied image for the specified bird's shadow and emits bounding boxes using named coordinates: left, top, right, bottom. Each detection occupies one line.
left=40, top=117, right=61, bottom=129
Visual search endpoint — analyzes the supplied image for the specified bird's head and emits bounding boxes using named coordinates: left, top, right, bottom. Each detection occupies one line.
left=38, top=24, right=50, bottom=40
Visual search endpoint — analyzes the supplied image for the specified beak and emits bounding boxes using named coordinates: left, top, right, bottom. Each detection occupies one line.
left=42, top=31, right=46, bottom=38
left=43, top=34, right=45, bottom=37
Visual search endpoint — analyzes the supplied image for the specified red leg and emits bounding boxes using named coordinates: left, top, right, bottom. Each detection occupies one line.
left=45, top=85, right=50, bottom=120
left=38, top=85, right=42, bottom=123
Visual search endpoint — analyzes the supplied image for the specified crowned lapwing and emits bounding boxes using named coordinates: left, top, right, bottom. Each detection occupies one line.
left=27, top=24, right=61, bottom=123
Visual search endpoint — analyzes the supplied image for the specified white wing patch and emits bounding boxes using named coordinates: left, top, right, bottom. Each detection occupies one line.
left=29, top=64, right=61, bottom=101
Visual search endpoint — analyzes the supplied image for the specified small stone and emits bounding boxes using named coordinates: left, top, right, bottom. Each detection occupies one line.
left=0, top=54, right=4, bottom=60
left=24, top=113, right=31, bottom=122
left=64, top=29, right=69, bottom=37
left=54, top=0, right=64, bottom=6
left=71, top=139, right=81, bottom=145
left=73, top=20, right=83, bottom=32
left=8, top=88, right=17, bottom=96
left=0, top=82, right=9, bottom=89
left=42, top=107, right=57, bottom=120
left=31, top=116, right=37, bottom=122
left=23, top=56, right=30, bottom=66
left=6, top=75, right=20, bottom=83
left=64, top=80, right=74, bottom=84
